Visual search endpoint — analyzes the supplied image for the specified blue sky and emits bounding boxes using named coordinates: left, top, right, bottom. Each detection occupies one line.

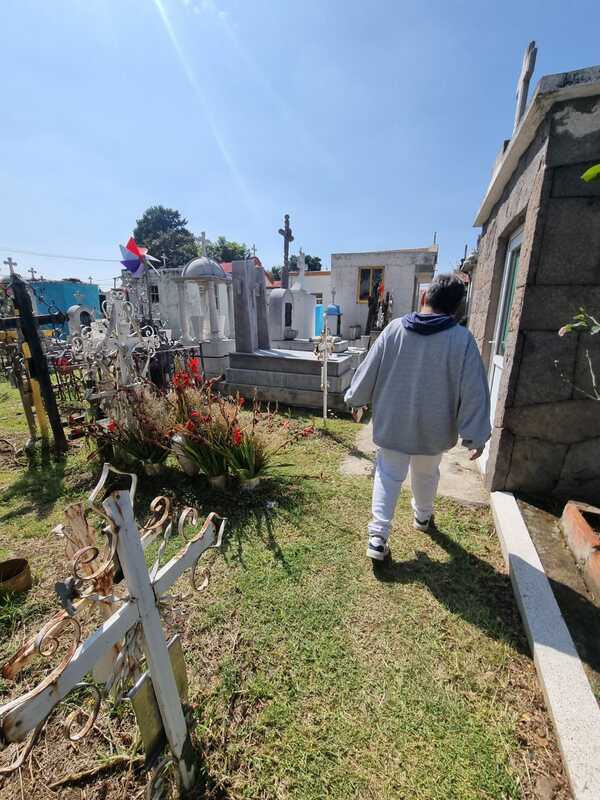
left=2, top=0, right=599, bottom=288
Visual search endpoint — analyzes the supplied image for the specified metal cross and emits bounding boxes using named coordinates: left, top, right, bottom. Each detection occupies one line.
left=251, top=244, right=257, bottom=257
left=28, top=268, right=37, bottom=280
left=513, top=41, right=537, bottom=134
left=278, top=214, right=294, bottom=289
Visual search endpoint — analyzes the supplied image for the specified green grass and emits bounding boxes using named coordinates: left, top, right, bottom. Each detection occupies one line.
left=0, top=385, right=541, bottom=799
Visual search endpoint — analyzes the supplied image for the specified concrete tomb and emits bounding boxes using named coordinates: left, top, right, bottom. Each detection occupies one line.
left=225, top=257, right=360, bottom=411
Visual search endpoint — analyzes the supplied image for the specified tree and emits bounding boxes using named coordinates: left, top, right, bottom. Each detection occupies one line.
left=206, top=236, right=249, bottom=263
left=133, top=206, right=198, bottom=267
left=289, top=253, right=322, bottom=272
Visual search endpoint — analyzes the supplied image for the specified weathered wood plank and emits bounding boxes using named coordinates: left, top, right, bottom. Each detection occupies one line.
left=104, top=491, right=198, bottom=790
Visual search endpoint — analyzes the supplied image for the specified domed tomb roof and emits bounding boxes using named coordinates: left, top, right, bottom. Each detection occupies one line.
left=182, top=255, right=227, bottom=280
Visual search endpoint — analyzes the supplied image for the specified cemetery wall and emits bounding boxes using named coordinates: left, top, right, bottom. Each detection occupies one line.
left=471, top=91, right=600, bottom=502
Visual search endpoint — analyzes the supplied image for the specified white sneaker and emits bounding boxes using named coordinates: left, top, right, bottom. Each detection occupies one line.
left=413, top=514, right=433, bottom=531
left=367, top=535, right=390, bottom=561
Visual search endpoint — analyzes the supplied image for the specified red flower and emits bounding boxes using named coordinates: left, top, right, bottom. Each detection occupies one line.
left=238, top=397, right=245, bottom=407
left=187, top=357, right=202, bottom=378
left=172, top=371, right=191, bottom=390
left=232, top=427, right=243, bottom=446
left=185, top=420, right=196, bottom=432
left=301, top=425, right=315, bottom=438
left=107, top=419, right=118, bottom=433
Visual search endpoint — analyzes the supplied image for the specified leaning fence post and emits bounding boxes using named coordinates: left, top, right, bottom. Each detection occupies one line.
left=10, top=274, right=68, bottom=451
left=103, top=490, right=199, bottom=795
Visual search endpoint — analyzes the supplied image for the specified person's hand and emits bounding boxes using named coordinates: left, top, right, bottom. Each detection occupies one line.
left=352, top=406, right=367, bottom=423
left=468, top=447, right=484, bottom=461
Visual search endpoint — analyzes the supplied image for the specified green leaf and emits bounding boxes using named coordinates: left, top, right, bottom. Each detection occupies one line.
left=581, top=164, right=600, bottom=183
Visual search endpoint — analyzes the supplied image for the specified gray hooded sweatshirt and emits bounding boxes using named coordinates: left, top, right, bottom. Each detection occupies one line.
left=344, top=315, right=491, bottom=455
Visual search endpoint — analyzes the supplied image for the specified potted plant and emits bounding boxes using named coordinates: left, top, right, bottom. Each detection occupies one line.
left=174, top=412, right=230, bottom=488
left=86, top=385, right=174, bottom=475
left=225, top=427, right=271, bottom=490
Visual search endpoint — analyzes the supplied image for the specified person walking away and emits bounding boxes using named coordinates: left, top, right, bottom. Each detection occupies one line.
left=344, top=273, right=490, bottom=561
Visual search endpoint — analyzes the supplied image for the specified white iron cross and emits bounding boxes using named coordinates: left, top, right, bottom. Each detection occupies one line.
left=0, top=473, right=225, bottom=795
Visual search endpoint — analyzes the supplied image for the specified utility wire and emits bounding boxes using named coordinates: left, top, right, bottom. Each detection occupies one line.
left=0, top=246, right=120, bottom=263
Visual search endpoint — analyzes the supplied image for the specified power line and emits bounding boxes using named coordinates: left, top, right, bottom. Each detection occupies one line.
left=0, top=245, right=120, bottom=263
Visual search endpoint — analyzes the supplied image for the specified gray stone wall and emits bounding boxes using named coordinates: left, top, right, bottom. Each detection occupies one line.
left=471, top=95, right=600, bottom=502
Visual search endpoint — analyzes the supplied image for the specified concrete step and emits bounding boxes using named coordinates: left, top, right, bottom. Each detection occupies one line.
left=224, top=381, right=349, bottom=412
left=226, top=366, right=352, bottom=393
left=229, top=349, right=353, bottom=377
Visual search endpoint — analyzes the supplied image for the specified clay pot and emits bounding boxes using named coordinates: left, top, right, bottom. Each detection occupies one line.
left=171, top=434, right=200, bottom=476
left=0, top=558, right=32, bottom=595
left=240, top=476, right=261, bottom=491
left=208, top=474, right=227, bottom=490
left=142, top=461, right=165, bottom=477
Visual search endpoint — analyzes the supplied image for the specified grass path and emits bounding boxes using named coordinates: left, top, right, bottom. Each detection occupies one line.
left=0, top=387, right=568, bottom=799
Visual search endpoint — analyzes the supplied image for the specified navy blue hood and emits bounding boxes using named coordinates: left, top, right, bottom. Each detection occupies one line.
left=401, top=312, right=457, bottom=335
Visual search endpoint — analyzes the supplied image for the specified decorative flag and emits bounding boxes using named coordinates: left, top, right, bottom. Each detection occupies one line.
left=119, top=237, right=159, bottom=278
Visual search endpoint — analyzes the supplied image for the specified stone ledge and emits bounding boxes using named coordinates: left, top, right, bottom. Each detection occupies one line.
left=223, top=382, right=349, bottom=412
left=226, top=367, right=352, bottom=393
left=491, top=491, right=600, bottom=800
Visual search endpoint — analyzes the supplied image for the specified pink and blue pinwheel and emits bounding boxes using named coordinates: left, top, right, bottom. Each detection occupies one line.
left=119, top=237, right=159, bottom=278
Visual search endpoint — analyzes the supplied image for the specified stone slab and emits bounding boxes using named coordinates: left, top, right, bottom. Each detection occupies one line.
left=271, top=338, right=349, bottom=353
left=504, top=400, right=600, bottom=444
left=224, top=381, right=348, bottom=412
left=491, top=490, right=600, bottom=800
left=520, top=287, right=600, bottom=330
left=226, top=366, right=352, bottom=393
left=513, top=331, right=577, bottom=405
left=199, top=339, right=235, bottom=357
left=229, top=349, right=353, bottom=377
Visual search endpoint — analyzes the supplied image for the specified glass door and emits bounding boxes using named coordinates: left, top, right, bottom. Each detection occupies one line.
left=479, top=228, right=523, bottom=471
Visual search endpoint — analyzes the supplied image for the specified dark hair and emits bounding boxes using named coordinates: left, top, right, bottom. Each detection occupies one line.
left=425, top=273, right=466, bottom=315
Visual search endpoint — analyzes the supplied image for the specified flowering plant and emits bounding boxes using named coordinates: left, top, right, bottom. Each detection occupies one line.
left=86, top=384, right=175, bottom=466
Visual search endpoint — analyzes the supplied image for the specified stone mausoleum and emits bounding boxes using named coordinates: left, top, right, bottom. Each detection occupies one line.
left=469, top=62, right=600, bottom=502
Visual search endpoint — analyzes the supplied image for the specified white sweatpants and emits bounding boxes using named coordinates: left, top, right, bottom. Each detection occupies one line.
left=369, top=448, right=442, bottom=539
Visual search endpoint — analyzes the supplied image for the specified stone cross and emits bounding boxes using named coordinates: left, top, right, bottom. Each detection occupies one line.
left=28, top=267, right=37, bottom=280
left=199, top=232, right=207, bottom=256
left=296, top=248, right=306, bottom=289
left=3, top=257, right=17, bottom=275
left=513, top=40, right=537, bottom=134
left=278, top=214, right=294, bottom=290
